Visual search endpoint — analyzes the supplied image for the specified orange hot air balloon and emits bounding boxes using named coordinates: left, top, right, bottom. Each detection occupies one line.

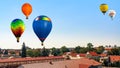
left=22, top=3, right=32, bottom=19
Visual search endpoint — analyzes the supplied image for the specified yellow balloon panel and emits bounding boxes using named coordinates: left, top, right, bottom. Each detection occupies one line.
left=100, top=4, right=108, bottom=13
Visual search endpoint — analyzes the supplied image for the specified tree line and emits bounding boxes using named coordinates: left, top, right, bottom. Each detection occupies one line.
left=21, top=43, right=120, bottom=57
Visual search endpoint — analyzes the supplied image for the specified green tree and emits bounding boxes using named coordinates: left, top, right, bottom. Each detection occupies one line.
left=41, top=47, right=50, bottom=56
left=56, top=49, right=61, bottom=55
left=74, top=46, right=81, bottom=53
left=0, top=48, right=2, bottom=54
left=60, top=46, right=70, bottom=54
left=27, top=49, right=34, bottom=57
left=21, top=42, right=26, bottom=57
left=109, top=45, right=111, bottom=48
left=111, top=48, right=119, bottom=55
left=10, top=51, right=15, bottom=55
left=87, top=43, right=93, bottom=51
left=79, top=47, right=88, bottom=53
left=33, top=49, right=41, bottom=57
left=51, top=47, right=61, bottom=56
left=4, top=49, right=8, bottom=55
left=96, top=46, right=104, bottom=54
left=107, top=51, right=113, bottom=55
left=27, top=49, right=41, bottom=57
left=114, top=45, right=117, bottom=48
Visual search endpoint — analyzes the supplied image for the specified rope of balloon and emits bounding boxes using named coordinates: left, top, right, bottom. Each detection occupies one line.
left=10, top=3, right=52, bottom=47
left=100, top=3, right=116, bottom=20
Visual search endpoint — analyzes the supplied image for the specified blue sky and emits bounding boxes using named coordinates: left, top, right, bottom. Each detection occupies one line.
left=0, top=0, right=120, bottom=49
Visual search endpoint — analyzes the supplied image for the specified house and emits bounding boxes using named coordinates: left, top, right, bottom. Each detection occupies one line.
left=87, top=51, right=98, bottom=56
left=86, top=51, right=99, bottom=60
left=0, top=56, right=65, bottom=67
left=108, top=55, right=120, bottom=67
left=109, top=55, right=120, bottom=63
left=105, top=48, right=112, bottom=51
left=64, top=51, right=102, bottom=60
left=79, top=53, right=86, bottom=57
left=78, top=58, right=102, bottom=68
left=69, top=52, right=80, bottom=59
left=21, top=57, right=101, bottom=68
left=103, top=48, right=112, bottom=54
left=99, top=54, right=108, bottom=64
left=63, top=52, right=86, bottom=59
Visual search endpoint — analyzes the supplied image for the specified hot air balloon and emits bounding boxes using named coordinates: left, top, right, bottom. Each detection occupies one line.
left=100, top=4, right=109, bottom=15
left=11, top=19, right=25, bottom=42
left=22, top=3, right=32, bottom=19
left=108, top=10, right=116, bottom=20
left=33, top=15, right=52, bottom=46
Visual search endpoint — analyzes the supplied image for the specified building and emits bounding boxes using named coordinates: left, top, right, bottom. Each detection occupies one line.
left=109, top=56, right=120, bottom=63
left=21, top=58, right=101, bottom=68
left=0, top=56, right=64, bottom=68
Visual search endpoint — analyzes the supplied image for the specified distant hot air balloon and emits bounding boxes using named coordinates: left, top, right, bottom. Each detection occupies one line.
left=33, top=15, right=52, bottom=46
left=108, top=10, right=116, bottom=20
left=100, top=4, right=109, bottom=15
left=22, top=3, right=32, bottom=19
left=11, top=19, right=25, bottom=42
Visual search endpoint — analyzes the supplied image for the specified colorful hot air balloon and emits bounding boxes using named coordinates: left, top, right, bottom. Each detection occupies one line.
left=100, top=4, right=109, bottom=15
left=108, top=10, right=116, bottom=20
left=22, top=3, right=32, bottom=19
left=33, top=15, right=52, bottom=46
left=11, top=19, right=25, bottom=42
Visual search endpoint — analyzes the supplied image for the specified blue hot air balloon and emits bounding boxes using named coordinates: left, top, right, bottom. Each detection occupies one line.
left=33, top=15, right=52, bottom=46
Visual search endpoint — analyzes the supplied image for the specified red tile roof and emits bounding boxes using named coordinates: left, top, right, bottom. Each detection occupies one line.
left=70, top=52, right=77, bottom=57
left=22, top=58, right=101, bottom=68
left=105, top=48, right=112, bottom=51
left=89, top=51, right=98, bottom=56
left=99, top=54, right=107, bottom=57
left=78, top=58, right=101, bottom=66
left=110, top=56, right=120, bottom=62
left=70, top=52, right=86, bottom=57
left=0, top=56, right=64, bottom=63
left=79, top=64, right=90, bottom=68
left=79, top=53, right=86, bottom=57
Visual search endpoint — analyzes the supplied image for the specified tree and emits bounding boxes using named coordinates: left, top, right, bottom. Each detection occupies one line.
left=60, top=46, right=70, bottom=54
left=10, top=51, right=15, bottom=55
left=105, top=45, right=108, bottom=48
left=41, top=47, right=50, bottom=56
left=114, top=45, right=117, bottom=48
left=111, top=48, right=119, bottom=55
left=33, top=49, right=41, bottom=57
left=107, top=47, right=120, bottom=55
left=51, top=47, right=61, bottom=56
left=103, top=59, right=109, bottom=66
left=74, top=46, right=81, bottom=53
left=0, top=48, right=2, bottom=54
left=56, top=49, right=61, bottom=55
left=27, top=49, right=34, bottom=57
left=87, top=43, right=94, bottom=51
left=80, top=47, right=88, bottom=53
left=3, top=49, right=8, bottom=55
left=21, top=42, right=26, bottom=57
left=27, top=49, right=41, bottom=57
left=107, top=51, right=113, bottom=55
left=96, top=46, right=104, bottom=54
left=111, top=61, right=120, bottom=67
left=109, top=45, right=111, bottom=48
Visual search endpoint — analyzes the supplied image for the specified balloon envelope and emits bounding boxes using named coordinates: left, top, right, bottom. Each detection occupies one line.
left=100, top=4, right=109, bottom=15
left=33, top=15, right=52, bottom=46
left=108, top=10, right=116, bottom=20
left=11, top=19, right=25, bottom=42
left=22, top=3, right=32, bottom=19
